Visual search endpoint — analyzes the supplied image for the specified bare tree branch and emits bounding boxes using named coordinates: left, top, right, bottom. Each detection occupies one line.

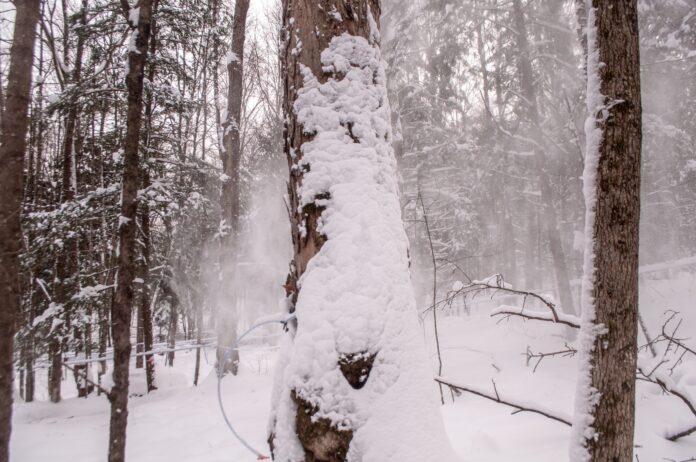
left=435, top=376, right=572, bottom=426
left=492, top=305, right=580, bottom=329
left=525, top=344, right=577, bottom=372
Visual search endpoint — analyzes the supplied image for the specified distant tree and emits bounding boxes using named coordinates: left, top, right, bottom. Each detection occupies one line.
left=0, top=0, right=41, bottom=460
left=217, top=0, right=250, bottom=376
left=571, top=1, right=642, bottom=461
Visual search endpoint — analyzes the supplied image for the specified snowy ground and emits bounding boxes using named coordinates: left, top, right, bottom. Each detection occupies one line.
left=12, top=271, right=696, bottom=461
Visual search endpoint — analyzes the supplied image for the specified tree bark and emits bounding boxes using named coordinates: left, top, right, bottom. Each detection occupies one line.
left=270, top=1, right=454, bottom=460
left=108, top=1, right=153, bottom=461
left=274, top=2, right=380, bottom=456
left=138, top=0, right=160, bottom=393
left=571, top=1, right=642, bottom=461
left=0, top=0, right=41, bottom=460
left=216, top=0, right=250, bottom=376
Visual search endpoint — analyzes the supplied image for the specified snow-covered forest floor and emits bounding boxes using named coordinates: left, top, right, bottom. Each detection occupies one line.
left=12, top=271, right=696, bottom=462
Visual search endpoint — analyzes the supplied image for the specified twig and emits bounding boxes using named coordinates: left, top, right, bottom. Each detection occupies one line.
left=492, top=307, right=580, bottom=329
left=445, top=275, right=564, bottom=322
left=434, top=376, right=572, bottom=426
left=419, top=191, right=444, bottom=405
left=525, top=344, right=577, bottom=372
left=639, top=312, right=657, bottom=357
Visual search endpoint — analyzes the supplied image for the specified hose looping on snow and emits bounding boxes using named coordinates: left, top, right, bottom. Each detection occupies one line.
left=217, top=314, right=296, bottom=460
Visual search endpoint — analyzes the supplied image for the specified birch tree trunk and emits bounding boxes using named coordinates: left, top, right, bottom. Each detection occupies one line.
left=571, top=1, right=642, bottom=461
left=108, top=1, right=153, bottom=461
left=0, top=0, right=41, bottom=459
left=269, top=1, right=455, bottom=460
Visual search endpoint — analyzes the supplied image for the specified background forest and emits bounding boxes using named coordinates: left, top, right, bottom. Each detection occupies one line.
left=1, top=0, right=695, bottom=461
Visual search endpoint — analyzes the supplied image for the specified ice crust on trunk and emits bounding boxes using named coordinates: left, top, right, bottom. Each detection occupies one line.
left=270, top=33, right=457, bottom=461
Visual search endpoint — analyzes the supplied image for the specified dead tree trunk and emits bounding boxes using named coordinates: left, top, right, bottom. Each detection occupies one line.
left=570, top=1, right=642, bottom=461
left=269, top=1, right=455, bottom=460
left=0, top=0, right=41, bottom=460
left=512, top=0, right=576, bottom=315
left=216, top=0, right=250, bottom=376
left=108, top=2, right=153, bottom=461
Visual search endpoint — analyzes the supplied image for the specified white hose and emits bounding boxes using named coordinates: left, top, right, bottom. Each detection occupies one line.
left=216, top=315, right=296, bottom=460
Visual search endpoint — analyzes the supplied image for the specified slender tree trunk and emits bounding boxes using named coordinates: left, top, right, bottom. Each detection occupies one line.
left=193, top=296, right=203, bottom=386
left=108, top=2, right=153, bottom=461
left=216, top=0, right=250, bottom=376
left=512, top=0, right=576, bottom=315
left=53, top=0, right=88, bottom=400
left=135, top=306, right=144, bottom=369
left=571, top=1, right=642, bottom=461
left=166, top=298, right=178, bottom=367
left=0, top=1, right=41, bottom=460
left=138, top=0, right=159, bottom=393
left=23, top=329, right=35, bottom=403
left=139, top=204, right=156, bottom=390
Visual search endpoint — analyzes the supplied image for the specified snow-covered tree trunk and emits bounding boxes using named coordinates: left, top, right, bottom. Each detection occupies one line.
left=571, top=1, right=642, bottom=461
left=268, top=1, right=456, bottom=460
left=216, top=0, right=250, bottom=376
left=0, top=1, right=41, bottom=459
left=109, top=1, right=154, bottom=461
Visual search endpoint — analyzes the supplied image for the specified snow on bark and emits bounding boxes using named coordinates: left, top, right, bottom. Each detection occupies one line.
left=270, top=33, right=456, bottom=461
left=570, top=4, right=605, bottom=461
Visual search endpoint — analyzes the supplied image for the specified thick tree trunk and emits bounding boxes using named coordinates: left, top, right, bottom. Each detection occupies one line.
left=571, top=1, right=642, bottom=461
left=216, top=0, right=250, bottom=376
left=108, top=2, right=153, bottom=461
left=0, top=0, right=41, bottom=459
left=269, top=1, right=454, bottom=460
left=512, top=0, right=576, bottom=315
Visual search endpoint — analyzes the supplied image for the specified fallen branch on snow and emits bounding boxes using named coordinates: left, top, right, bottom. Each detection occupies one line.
left=434, top=376, right=572, bottom=426
left=637, top=358, right=696, bottom=441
